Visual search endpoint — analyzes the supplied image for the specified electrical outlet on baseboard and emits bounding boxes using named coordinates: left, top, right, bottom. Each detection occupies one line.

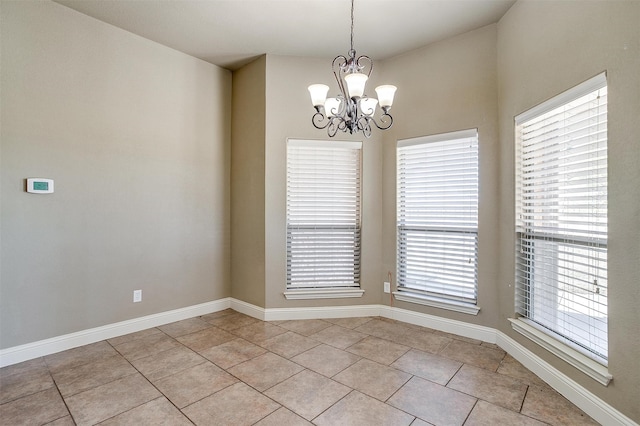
left=384, top=281, right=391, bottom=293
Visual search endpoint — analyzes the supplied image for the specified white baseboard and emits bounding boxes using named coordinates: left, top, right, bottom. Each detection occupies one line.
left=1, top=298, right=635, bottom=425
left=263, top=304, right=381, bottom=321
left=0, top=298, right=231, bottom=368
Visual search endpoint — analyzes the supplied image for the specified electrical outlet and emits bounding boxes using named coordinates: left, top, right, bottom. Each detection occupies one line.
left=133, top=289, right=142, bottom=303
left=384, top=281, right=391, bottom=293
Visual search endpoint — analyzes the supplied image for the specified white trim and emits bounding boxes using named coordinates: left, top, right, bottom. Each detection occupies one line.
left=264, top=304, right=381, bottom=321
left=380, top=305, right=495, bottom=342
left=515, top=72, right=607, bottom=124
left=0, top=298, right=231, bottom=368
left=1, top=298, right=634, bottom=426
left=392, top=291, right=480, bottom=315
left=509, top=318, right=612, bottom=386
left=397, top=128, right=478, bottom=148
left=284, top=288, right=365, bottom=300
left=230, top=298, right=266, bottom=321
left=287, top=138, right=362, bottom=150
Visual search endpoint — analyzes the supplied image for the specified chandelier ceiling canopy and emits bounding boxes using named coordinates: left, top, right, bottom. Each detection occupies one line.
left=308, top=0, right=397, bottom=138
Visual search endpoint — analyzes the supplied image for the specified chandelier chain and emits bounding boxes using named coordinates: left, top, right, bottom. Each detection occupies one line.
left=350, top=0, right=354, bottom=53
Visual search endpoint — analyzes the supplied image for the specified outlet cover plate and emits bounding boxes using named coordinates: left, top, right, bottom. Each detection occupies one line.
left=384, top=282, right=391, bottom=293
left=133, top=290, right=142, bottom=303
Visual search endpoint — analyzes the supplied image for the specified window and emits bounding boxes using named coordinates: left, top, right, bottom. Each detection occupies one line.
left=286, top=139, right=362, bottom=294
left=515, top=73, right=608, bottom=365
left=396, top=129, right=479, bottom=312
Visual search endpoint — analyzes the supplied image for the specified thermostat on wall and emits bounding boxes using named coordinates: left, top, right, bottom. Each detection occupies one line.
left=27, top=178, right=54, bottom=194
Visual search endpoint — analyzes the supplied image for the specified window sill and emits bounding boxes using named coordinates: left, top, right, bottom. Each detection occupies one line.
left=284, top=288, right=365, bottom=300
left=508, top=318, right=612, bottom=386
left=392, top=291, right=480, bottom=315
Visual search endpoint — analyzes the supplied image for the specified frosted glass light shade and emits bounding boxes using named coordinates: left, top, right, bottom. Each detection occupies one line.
left=375, top=85, right=397, bottom=108
left=325, top=97, right=341, bottom=117
left=344, top=73, right=368, bottom=98
left=308, top=84, right=329, bottom=107
left=360, top=98, right=378, bottom=116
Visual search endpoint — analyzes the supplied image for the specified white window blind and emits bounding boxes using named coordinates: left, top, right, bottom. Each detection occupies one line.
left=515, top=73, right=608, bottom=363
left=397, top=129, right=479, bottom=304
left=286, top=139, right=362, bottom=289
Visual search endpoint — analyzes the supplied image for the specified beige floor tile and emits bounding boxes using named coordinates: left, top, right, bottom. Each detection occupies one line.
left=153, top=362, right=237, bottom=408
left=199, top=309, right=236, bottom=323
left=277, top=319, right=332, bottom=336
left=0, top=357, right=48, bottom=380
left=314, top=390, right=415, bottom=426
left=130, top=345, right=206, bottom=382
left=391, top=328, right=452, bottom=354
left=112, top=332, right=181, bottom=361
left=52, top=354, right=137, bottom=397
left=198, top=338, right=267, bottom=369
left=260, top=331, right=320, bottom=359
left=182, top=382, right=280, bottom=426
left=64, top=373, right=160, bottom=426
left=158, top=317, right=212, bottom=338
left=521, top=385, right=599, bottom=425
left=308, top=325, right=366, bottom=349
left=291, top=344, right=360, bottom=378
left=439, top=340, right=505, bottom=371
left=345, top=336, right=410, bottom=365
left=99, top=396, right=192, bottom=425
left=409, top=419, right=432, bottom=426
left=434, top=330, right=484, bottom=345
left=45, top=341, right=118, bottom=374
left=0, top=363, right=54, bottom=404
left=206, top=312, right=259, bottom=330
left=231, top=322, right=288, bottom=343
left=333, top=359, right=411, bottom=401
left=227, top=352, right=304, bottom=391
left=106, top=327, right=162, bottom=347
left=354, top=318, right=412, bottom=341
left=391, top=349, right=462, bottom=385
left=324, top=317, right=374, bottom=329
left=497, top=354, right=549, bottom=388
left=175, top=326, right=235, bottom=352
left=264, top=370, right=351, bottom=421
left=447, top=364, right=528, bottom=411
left=254, top=407, right=313, bottom=426
left=481, top=342, right=502, bottom=350
left=388, top=376, right=477, bottom=426
left=465, top=400, right=547, bottom=426
left=47, top=415, right=76, bottom=425
left=0, top=388, right=69, bottom=426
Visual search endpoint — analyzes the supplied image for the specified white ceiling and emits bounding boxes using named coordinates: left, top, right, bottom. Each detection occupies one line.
left=54, top=0, right=516, bottom=70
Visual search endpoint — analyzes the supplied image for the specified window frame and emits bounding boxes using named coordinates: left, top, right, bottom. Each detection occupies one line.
left=284, top=138, right=364, bottom=300
left=512, top=73, right=611, bottom=385
left=395, top=129, right=480, bottom=315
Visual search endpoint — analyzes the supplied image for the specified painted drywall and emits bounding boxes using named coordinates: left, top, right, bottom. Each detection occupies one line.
left=496, top=1, right=640, bottom=422
left=378, top=24, right=501, bottom=328
left=0, top=1, right=231, bottom=348
left=230, top=56, right=267, bottom=307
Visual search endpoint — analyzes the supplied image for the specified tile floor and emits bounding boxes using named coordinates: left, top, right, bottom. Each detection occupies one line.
left=0, top=310, right=600, bottom=425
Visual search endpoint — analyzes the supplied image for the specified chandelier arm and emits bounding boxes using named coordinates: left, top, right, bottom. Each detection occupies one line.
left=311, top=111, right=331, bottom=130
left=355, top=55, right=373, bottom=77
left=332, top=56, right=349, bottom=100
left=369, top=113, right=394, bottom=130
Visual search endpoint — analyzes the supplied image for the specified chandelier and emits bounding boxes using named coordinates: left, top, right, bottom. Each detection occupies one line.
left=307, top=0, right=397, bottom=138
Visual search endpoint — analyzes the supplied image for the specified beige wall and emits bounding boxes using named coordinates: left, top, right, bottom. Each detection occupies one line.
left=230, top=56, right=267, bottom=307
left=0, top=1, right=232, bottom=348
left=496, top=1, right=640, bottom=421
left=379, top=24, right=501, bottom=328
